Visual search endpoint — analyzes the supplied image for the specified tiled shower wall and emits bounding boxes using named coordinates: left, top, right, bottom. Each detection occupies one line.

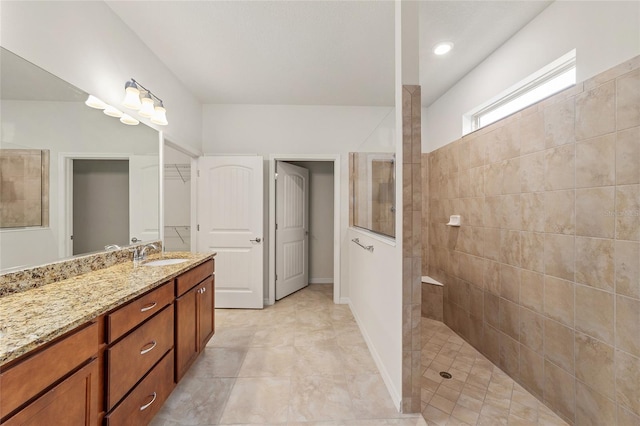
left=426, top=56, right=640, bottom=425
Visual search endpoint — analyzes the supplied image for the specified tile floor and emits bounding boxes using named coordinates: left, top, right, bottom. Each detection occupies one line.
left=420, top=317, right=569, bottom=426
left=151, top=284, right=426, bottom=426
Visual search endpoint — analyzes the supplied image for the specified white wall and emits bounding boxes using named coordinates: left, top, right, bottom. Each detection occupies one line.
left=0, top=100, right=157, bottom=270
left=290, top=161, right=334, bottom=283
left=0, top=0, right=203, bottom=152
left=424, top=0, right=640, bottom=151
left=202, top=104, right=394, bottom=301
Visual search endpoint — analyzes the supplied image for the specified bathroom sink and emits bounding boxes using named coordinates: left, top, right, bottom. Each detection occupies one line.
left=143, top=259, right=189, bottom=266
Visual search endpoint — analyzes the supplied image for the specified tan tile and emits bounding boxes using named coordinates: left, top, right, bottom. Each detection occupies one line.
left=544, top=359, right=576, bottom=422
left=347, top=374, right=400, bottom=419
left=616, top=350, right=640, bottom=416
left=498, top=333, right=519, bottom=377
left=544, top=234, right=575, bottom=282
left=575, top=284, right=614, bottom=345
left=575, top=380, right=617, bottom=426
left=617, top=69, right=640, bottom=130
left=520, top=109, right=545, bottom=155
left=498, top=298, right=520, bottom=340
left=544, top=318, right=575, bottom=373
left=520, top=270, right=544, bottom=314
left=482, top=324, right=500, bottom=364
left=575, top=134, right=616, bottom=188
left=499, top=263, right=520, bottom=303
left=617, top=295, right=640, bottom=357
left=576, top=80, right=616, bottom=140
left=484, top=292, right=500, bottom=329
left=544, top=275, right=574, bottom=327
left=575, top=187, right=616, bottom=238
left=519, top=307, right=543, bottom=353
left=429, top=393, right=456, bottom=415
left=190, top=347, right=247, bottom=378
left=422, top=404, right=451, bottom=425
left=483, top=196, right=502, bottom=229
left=544, top=97, right=576, bottom=148
left=499, top=230, right=520, bottom=267
left=544, top=190, right=575, bottom=234
left=289, top=375, right=354, bottom=422
left=616, top=126, right=640, bottom=185
left=487, top=121, right=521, bottom=163
left=575, top=237, right=615, bottom=291
left=520, top=151, right=545, bottom=193
left=293, top=344, right=345, bottom=376
left=544, top=144, right=575, bottom=190
left=220, top=377, right=291, bottom=424
left=451, top=403, right=480, bottom=425
left=519, top=344, right=544, bottom=398
left=484, top=162, right=503, bottom=196
left=520, top=232, right=544, bottom=273
left=616, top=240, right=640, bottom=299
left=502, top=158, right=521, bottom=194
left=618, top=405, right=640, bottom=426
left=469, top=166, right=485, bottom=197
left=615, top=184, right=640, bottom=241
left=238, top=346, right=294, bottom=377
left=521, top=192, right=544, bottom=232
left=502, top=194, right=521, bottom=230
left=575, top=332, right=615, bottom=396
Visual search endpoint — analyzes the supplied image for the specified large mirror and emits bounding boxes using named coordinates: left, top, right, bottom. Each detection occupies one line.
left=0, top=47, right=160, bottom=271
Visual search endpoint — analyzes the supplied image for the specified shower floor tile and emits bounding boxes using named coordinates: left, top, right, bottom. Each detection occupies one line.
left=420, top=318, right=569, bottom=426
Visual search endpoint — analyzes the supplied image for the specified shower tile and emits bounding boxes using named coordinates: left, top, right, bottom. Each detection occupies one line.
left=501, top=194, right=522, bottom=230
left=575, top=380, right=617, bottom=426
left=575, top=133, right=616, bottom=188
left=498, top=333, right=519, bottom=377
left=484, top=162, right=504, bottom=196
left=521, top=192, right=545, bottom=232
left=575, top=332, right=615, bottom=396
left=544, top=234, right=575, bottom=282
left=519, top=307, right=543, bottom=353
left=544, top=190, right=575, bottom=235
left=615, top=240, right=640, bottom=300
left=575, top=237, right=615, bottom=291
left=520, top=109, right=545, bottom=155
left=575, top=284, right=614, bottom=345
left=543, top=360, right=576, bottom=422
left=615, top=350, right=640, bottom=416
left=544, top=97, right=576, bottom=148
left=616, top=126, right=640, bottom=185
left=520, top=151, right=545, bottom=193
left=498, top=298, right=520, bottom=340
left=543, top=276, right=574, bottom=327
left=520, top=270, right=544, bottom=314
left=615, top=184, right=640, bottom=241
left=499, top=230, right=521, bottom=267
left=521, top=232, right=544, bottom=273
left=618, top=405, right=640, bottom=426
left=576, top=80, right=616, bottom=141
left=544, top=319, right=575, bottom=374
left=503, top=157, right=521, bottom=194
left=519, top=344, right=544, bottom=398
left=544, top=144, right=575, bottom=191
left=616, top=69, right=640, bottom=130
left=616, top=295, right=640, bottom=357
left=575, top=187, right=616, bottom=238
left=499, top=263, right=520, bottom=303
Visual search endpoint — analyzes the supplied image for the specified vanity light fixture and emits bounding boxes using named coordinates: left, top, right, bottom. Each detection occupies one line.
left=121, top=78, right=169, bottom=126
left=433, top=41, right=454, bottom=56
left=85, top=95, right=107, bottom=109
left=103, top=105, right=124, bottom=118
left=120, top=114, right=140, bottom=126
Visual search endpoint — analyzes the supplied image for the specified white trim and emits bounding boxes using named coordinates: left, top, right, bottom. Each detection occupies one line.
left=268, top=154, right=341, bottom=306
left=158, top=132, right=165, bottom=247
left=348, top=298, right=401, bottom=410
left=309, top=278, right=333, bottom=284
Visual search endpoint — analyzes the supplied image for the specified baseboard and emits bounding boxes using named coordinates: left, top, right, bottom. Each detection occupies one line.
left=346, top=298, right=402, bottom=411
left=309, top=278, right=333, bottom=284
left=339, top=297, right=350, bottom=305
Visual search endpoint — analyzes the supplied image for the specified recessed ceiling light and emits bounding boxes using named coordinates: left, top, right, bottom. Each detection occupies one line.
left=433, top=42, right=454, bottom=56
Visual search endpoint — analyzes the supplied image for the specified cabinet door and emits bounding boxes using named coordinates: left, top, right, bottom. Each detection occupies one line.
left=3, top=359, right=99, bottom=426
left=198, top=276, right=215, bottom=349
left=175, top=285, right=199, bottom=382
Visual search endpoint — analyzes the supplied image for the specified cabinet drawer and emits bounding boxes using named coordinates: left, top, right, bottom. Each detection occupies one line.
left=105, top=350, right=175, bottom=426
left=0, top=322, right=98, bottom=419
left=3, top=359, right=99, bottom=426
left=106, top=305, right=174, bottom=410
left=107, top=281, right=174, bottom=343
left=176, top=259, right=214, bottom=297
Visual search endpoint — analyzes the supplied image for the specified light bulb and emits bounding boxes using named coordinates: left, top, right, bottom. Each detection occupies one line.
left=103, top=105, right=123, bottom=118
left=138, top=93, right=155, bottom=118
left=120, top=114, right=139, bottom=125
left=433, top=42, right=454, bottom=56
left=122, top=80, right=142, bottom=110
left=151, top=104, right=168, bottom=126
left=85, top=95, right=107, bottom=109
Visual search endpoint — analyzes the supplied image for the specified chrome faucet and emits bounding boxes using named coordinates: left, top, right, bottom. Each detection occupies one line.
left=137, top=243, right=158, bottom=261
left=105, top=244, right=121, bottom=251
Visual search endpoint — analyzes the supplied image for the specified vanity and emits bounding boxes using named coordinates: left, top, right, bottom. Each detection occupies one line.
left=0, top=249, right=216, bottom=425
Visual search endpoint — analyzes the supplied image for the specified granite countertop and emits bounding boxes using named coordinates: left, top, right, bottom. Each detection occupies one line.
left=0, top=251, right=214, bottom=367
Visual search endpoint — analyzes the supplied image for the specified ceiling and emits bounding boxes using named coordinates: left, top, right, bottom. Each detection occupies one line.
left=104, top=1, right=552, bottom=108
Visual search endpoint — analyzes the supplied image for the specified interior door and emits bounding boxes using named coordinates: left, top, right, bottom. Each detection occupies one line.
left=129, top=155, right=160, bottom=244
left=197, top=156, right=263, bottom=309
left=275, top=161, right=309, bottom=300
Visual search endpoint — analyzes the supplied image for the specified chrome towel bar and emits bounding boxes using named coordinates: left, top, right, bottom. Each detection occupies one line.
left=352, top=238, right=374, bottom=252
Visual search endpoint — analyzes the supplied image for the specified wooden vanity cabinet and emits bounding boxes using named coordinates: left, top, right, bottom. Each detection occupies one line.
left=0, top=322, right=99, bottom=424
left=175, top=260, right=215, bottom=382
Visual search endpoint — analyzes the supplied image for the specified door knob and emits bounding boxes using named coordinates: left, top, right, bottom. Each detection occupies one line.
left=250, top=237, right=262, bottom=243
left=131, top=237, right=140, bottom=243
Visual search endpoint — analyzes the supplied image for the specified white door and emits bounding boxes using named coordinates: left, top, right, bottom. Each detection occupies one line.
left=275, top=161, right=309, bottom=300
left=197, top=156, right=264, bottom=309
left=129, top=155, right=160, bottom=244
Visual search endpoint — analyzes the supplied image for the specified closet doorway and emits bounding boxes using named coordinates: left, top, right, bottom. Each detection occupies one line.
left=164, top=145, right=192, bottom=252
